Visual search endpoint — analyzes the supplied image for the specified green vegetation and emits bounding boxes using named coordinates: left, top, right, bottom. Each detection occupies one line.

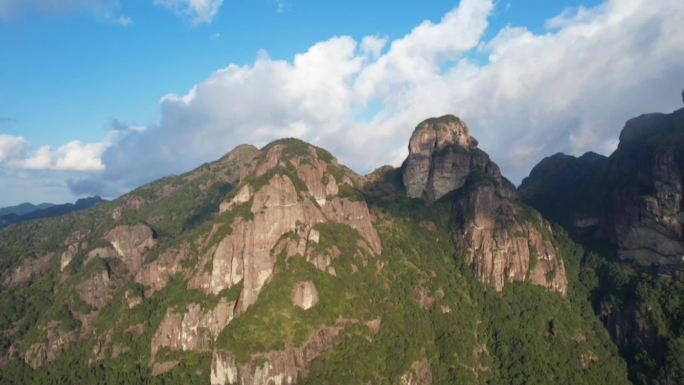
left=578, top=254, right=684, bottom=385
left=0, top=139, right=641, bottom=385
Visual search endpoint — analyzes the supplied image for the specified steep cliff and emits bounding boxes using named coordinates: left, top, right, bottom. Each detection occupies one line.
left=520, top=102, right=684, bottom=385
left=521, top=106, right=684, bottom=268
left=402, top=115, right=568, bottom=294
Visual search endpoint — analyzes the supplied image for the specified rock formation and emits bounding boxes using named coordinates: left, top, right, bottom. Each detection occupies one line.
left=521, top=106, right=684, bottom=267
left=151, top=298, right=235, bottom=362
left=402, top=115, right=568, bottom=294
left=210, top=326, right=343, bottom=385
left=400, top=358, right=433, bottom=385
left=24, top=321, right=78, bottom=369
left=135, top=243, right=190, bottom=295
left=1, top=114, right=636, bottom=384
left=291, top=281, right=319, bottom=310
left=2, top=252, right=54, bottom=289
left=188, top=141, right=381, bottom=314
left=105, top=224, right=157, bottom=274
left=402, top=115, right=481, bottom=202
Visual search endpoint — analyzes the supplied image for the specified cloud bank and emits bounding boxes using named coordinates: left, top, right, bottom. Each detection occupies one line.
left=6, top=0, right=684, bottom=202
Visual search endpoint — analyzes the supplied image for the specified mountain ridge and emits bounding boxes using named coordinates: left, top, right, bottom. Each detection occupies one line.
left=520, top=103, right=684, bottom=385
left=0, top=114, right=636, bottom=385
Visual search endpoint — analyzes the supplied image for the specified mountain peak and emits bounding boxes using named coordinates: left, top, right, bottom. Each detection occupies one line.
left=402, top=116, right=495, bottom=202
left=408, top=115, right=478, bottom=156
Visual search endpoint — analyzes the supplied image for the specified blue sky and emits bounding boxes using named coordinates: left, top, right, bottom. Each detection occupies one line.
left=1, top=0, right=682, bottom=206
left=1, top=0, right=599, bottom=149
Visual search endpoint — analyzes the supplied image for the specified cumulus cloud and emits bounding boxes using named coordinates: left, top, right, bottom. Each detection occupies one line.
left=0, top=133, right=108, bottom=172
left=21, top=141, right=108, bottom=171
left=31, top=0, right=684, bottom=198
left=0, top=134, right=27, bottom=163
left=154, top=0, right=223, bottom=24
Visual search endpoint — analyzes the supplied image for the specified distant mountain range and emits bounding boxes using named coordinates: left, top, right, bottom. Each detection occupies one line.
left=0, top=197, right=107, bottom=229
left=0, top=202, right=55, bottom=217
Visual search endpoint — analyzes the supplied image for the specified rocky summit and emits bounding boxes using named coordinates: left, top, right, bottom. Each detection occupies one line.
left=0, top=113, right=665, bottom=385
left=402, top=115, right=567, bottom=294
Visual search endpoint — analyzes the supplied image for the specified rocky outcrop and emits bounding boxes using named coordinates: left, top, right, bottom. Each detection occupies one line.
left=111, top=195, right=148, bottom=222
left=2, top=252, right=54, bottom=289
left=213, top=174, right=325, bottom=313
left=76, top=268, right=113, bottom=309
left=60, top=230, right=87, bottom=271
left=321, top=198, right=382, bottom=254
left=403, top=115, right=492, bottom=202
left=105, top=224, right=157, bottom=274
left=135, top=243, right=190, bottom=295
left=453, top=181, right=567, bottom=294
left=291, top=281, right=319, bottom=310
left=210, top=326, right=342, bottom=385
left=402, top=115, right=567, bottom=294
left=150, top=299, right=235, bottom=360
left=220, top=185, right=253, bottom=213
left=400, top=358, right=433, bottom=385
left=521, top=106, right=684, bottom=267
left=190, top=142, right=381, bottom=314
left=24, top=321, right=77, bottom=369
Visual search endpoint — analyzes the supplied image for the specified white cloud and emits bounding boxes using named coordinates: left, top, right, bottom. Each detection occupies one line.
left=21, top=141, right=108, bottom=172
left=154, top=0, right=223, bottom=24
left=360, top=36, right=387, bottom=59
left=0, top=134, right=27, bottom=163
left=22, top=0, right=684, bottom=199
left=0, top=133, right=108, bottom=172
left=116, top=15, right=133, bottom=26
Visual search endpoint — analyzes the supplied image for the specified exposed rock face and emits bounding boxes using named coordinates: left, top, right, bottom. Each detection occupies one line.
left=521, top=107, right=684, bottom=267
left=210, top=174, right=325, bottom=313
left=135, top=243, right=190, bottom=295
left=403, top=115, right=491, bottom=202
left=24, top=321, right=77, bottom=369
left=402, top=115, right=567, bottom=294
left=151, top=298, right=235, bottom=359
left=105, top=224, right=157, bottom=274
left=191, top=142, right=381, bottom=314
left=210, top=326, right=342, bottom=385
left=77, top=268, right=113, bottom=309
left=453, top=181, right=568, bottom=294
left=2, top=252, right=54, bottom=289
left=84, top=247, right=117, bottom=266
left=321, top=198, right=382, bottom=254
left=400, top=358, right=433, bottom=385
left=291, top=281, right=319, bottom=310
left=111, top=196, right=148, bottom=222
left=220, top=185, right=253, bottom=213
left=60, top=231, right=86, bottom=271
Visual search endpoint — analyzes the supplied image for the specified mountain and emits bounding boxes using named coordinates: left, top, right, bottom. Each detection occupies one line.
left=0, top=197, right=106, bottom=229
left=0, top=203, right=54, bottom=217
left=520, top=104, right=684, bottom=384
left=520, top=106, right=684, bottom=267
left=0, top=117, right=630, bottom=385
